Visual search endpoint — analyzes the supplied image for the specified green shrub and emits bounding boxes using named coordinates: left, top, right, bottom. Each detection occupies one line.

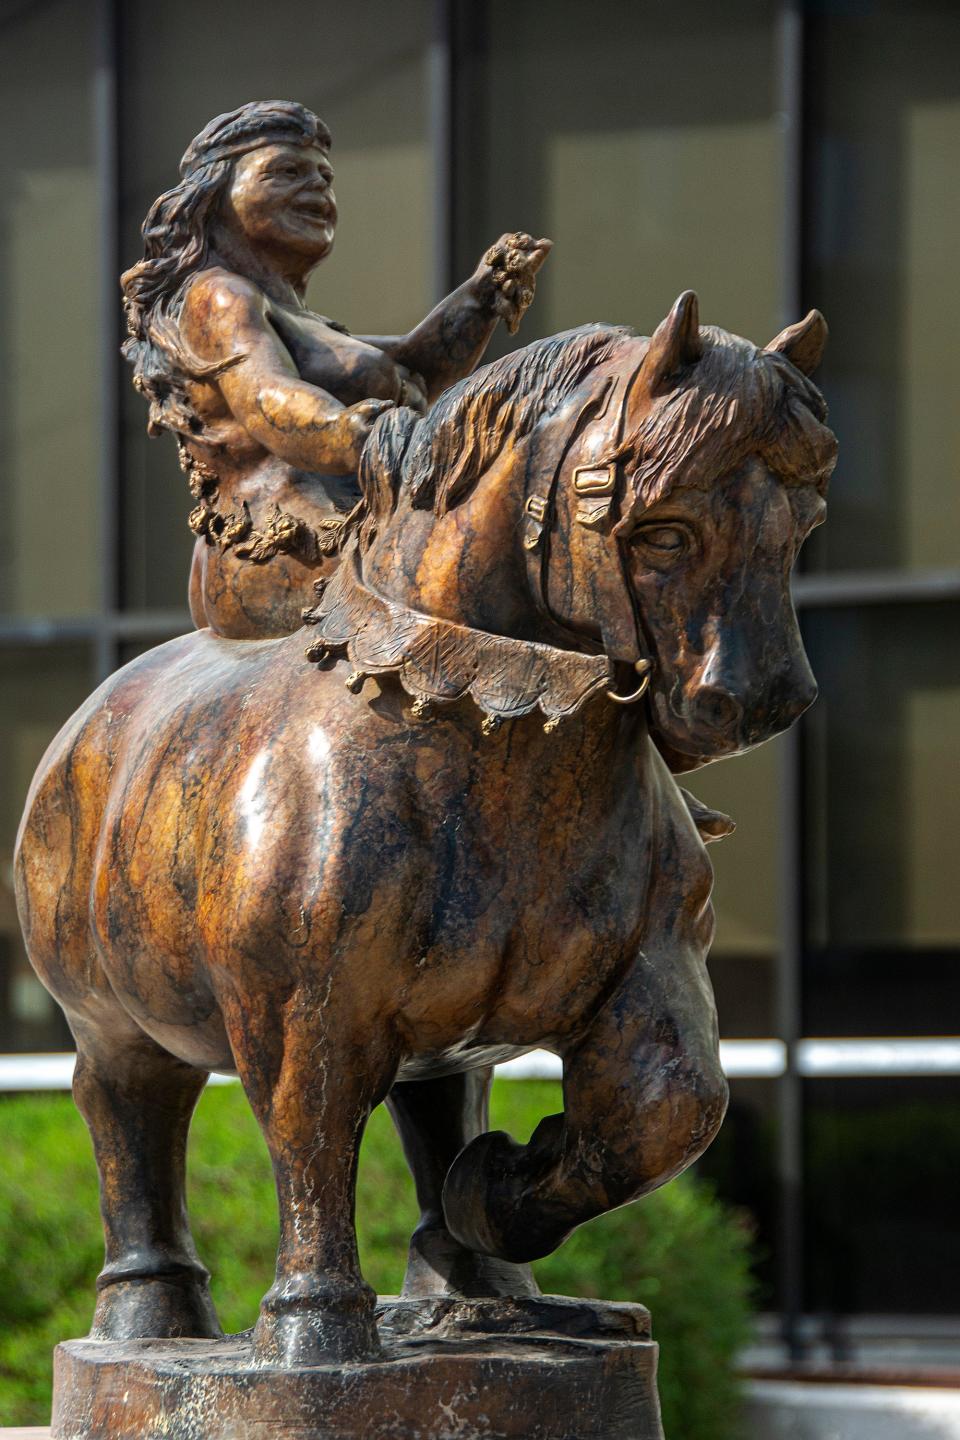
left=0, top=1081, right=754, bottom=1438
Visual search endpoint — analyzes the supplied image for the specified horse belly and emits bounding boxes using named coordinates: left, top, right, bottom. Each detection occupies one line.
left=395, top=831, right=649, bottom=1058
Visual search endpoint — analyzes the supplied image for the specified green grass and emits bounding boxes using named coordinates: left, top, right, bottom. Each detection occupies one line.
left=0, top=1081, right=754, bottom=1438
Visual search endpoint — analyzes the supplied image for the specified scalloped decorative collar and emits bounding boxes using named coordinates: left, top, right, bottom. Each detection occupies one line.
left=302, top=550, right=613, bottom=731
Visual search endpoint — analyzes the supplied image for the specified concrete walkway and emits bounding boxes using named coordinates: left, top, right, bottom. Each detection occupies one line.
left=746, top=1380, right=960, bottom=1438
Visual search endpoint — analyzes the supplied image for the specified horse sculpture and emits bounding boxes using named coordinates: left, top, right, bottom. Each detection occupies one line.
left=15, top=292, right=836, bottom=1371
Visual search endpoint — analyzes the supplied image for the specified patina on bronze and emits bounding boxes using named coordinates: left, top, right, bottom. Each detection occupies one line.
left=121, top=100, right=550, bottom=640
left=16, top=288, right=835, bottom=1437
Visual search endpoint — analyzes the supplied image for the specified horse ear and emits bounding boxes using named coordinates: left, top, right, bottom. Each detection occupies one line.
left=765, top=309, right=828, bottom=376
left=641, top=290, right=703, bottom=392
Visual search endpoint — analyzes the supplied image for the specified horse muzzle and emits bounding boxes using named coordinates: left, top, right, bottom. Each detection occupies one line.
left=648, top=669, right=818, bottom=766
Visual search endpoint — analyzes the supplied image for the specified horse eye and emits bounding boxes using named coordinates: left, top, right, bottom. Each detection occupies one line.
left=637, top=525, right=688, bottom=555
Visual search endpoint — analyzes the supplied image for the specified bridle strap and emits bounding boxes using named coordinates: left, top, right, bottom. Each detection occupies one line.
left=521, top=357, right=650, bottom=680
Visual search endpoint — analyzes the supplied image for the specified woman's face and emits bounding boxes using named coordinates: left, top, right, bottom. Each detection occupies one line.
left=222, top=142, right=337, bottom=264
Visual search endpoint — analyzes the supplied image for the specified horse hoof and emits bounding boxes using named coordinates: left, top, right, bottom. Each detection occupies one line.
left=443, top=1124, right=572, bottom=1264
left=91, top=1275, right=222, bottom=1341
left=441, top=1129, right=530, bottom=1261
left=253, top=1282, right=381, bottom=1367
left=402, top=1221, right=540, bottom=1299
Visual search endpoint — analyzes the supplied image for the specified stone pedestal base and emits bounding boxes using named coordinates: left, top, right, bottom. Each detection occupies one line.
left=51, top=1295, right=664, bottom=1439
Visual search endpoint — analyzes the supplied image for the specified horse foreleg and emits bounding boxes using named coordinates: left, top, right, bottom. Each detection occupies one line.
left=225, top=984, right=398, bottom=1365
left=442, top=946, right=728, bottom=1263
left=71, top=1016, right=220, bottom=1341
left=387, top=1068, right=539, bottom=1298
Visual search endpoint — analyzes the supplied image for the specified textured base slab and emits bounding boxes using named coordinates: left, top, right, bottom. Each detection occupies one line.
left=52, top=1295, right=664, bottom=1440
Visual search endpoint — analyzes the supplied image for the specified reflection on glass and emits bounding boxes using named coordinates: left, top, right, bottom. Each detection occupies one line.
left=119, top=0, right=432, bottom=611
left=804, top=602, right=960, bottom=950
left=693, top=740, right=783, bottom=1039
left=804, top=1078, right=960, bottom=1315
left=695, top=1077, right=778, bottom=1305
left=456, top=0, right=782, bottom=354
left=805, top=0, right=960, bottom=572
left=0, top=647, right=93, bottom=1051
left=0, top=0, right=98, bottom=617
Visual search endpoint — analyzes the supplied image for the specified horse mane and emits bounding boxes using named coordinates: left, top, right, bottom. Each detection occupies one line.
left=348, top=324, right=628, bottom=550
left=615, top=326, right=837, bottom=524
left=345, top=319, right=836, bottom=555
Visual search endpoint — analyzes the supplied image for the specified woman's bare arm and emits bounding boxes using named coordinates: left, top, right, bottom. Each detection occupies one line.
left=361, top=233, right=552, bottom=402
left=183, top=270, right=391, bottom=473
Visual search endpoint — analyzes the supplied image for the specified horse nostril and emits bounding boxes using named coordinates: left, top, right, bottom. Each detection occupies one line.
left=695, top=688, right=743, bottom=734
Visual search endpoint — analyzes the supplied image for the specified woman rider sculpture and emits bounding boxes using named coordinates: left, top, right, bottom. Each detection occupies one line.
left=122, top=99, right=551, bottom=639
left=121, top=99, right=551, bottom=1300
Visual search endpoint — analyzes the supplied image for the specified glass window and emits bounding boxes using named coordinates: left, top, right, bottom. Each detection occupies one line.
left=692, top=741, right=784, bottom=1039
left=805, top=0, right=960, bottom=572
left=119, top=0, right=433, bottom=611
left=804, top=1078, right=960, bottom=1315
left=0, top=0, right=98, bottom=618
left=804, top=602, right=960, bottom=952
left=696, top=1077, right=779, bottom=1305
left=456, top=0, right=790, bottom=1044
left=456, top=0, right=784, bottom=356
left=0, top=646, right=94, bottom=1052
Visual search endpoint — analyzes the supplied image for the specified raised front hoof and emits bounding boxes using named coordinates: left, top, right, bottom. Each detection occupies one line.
left=442, top=1128, right=568, bottom=1264
left=253, top=1282, right=381, bottom=1367
left=91, top=1274, right=222, bottom=1342
left=402, top=1221, right=540, bottom=1299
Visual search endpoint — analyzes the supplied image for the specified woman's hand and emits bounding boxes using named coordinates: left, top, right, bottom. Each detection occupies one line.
left=325, top=398, right=396, bottom=472
left=364, top=233, right=552, bottom=397
left=473, top=232, right=553, bottom=334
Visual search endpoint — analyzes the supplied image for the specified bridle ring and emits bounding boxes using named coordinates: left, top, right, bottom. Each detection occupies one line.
left=607, top=658, right=652, bottom=706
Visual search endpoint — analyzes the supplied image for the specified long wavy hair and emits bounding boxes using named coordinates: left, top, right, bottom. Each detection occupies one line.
left=121, top=101, right=331, bottom=441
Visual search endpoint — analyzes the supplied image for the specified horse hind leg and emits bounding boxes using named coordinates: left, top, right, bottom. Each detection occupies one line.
left=387, top=1067, right=539, bottom=1299
left=70, top=1012, right=220, bottom=1341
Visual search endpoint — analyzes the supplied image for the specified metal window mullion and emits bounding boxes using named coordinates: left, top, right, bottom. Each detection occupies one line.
left=794, top=567, right=960, bottom=608
left=93, top=0, right=121, bottom=682
left=430, top=0, right=456, bottom=302
left=776, top=0, right=808, bottom=1365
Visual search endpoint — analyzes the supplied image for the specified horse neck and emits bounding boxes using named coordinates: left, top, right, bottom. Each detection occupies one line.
left=358, top=438, right=569, bottom=647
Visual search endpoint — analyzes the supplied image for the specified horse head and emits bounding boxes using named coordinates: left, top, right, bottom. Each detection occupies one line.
left=608, top=292, right=836, bottom=769
left=524, top=292, right=836, bottom=768
left=308, top=296, right=836, bottom=763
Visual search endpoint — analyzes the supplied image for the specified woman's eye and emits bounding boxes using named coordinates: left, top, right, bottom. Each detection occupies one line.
left=637, top=525, right=689, bottom=556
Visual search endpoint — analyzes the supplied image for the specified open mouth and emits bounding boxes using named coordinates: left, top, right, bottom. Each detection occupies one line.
left=295, top=202, right=333, bottom=223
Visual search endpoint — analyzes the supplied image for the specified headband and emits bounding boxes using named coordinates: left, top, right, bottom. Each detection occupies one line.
left=179, top=102, right=331, bottom=178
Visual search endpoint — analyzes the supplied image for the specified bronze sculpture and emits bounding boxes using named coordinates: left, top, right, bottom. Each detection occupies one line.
left=121, top=100, right=550, bottom=639
left=15, top=100, right=837, bottom=1440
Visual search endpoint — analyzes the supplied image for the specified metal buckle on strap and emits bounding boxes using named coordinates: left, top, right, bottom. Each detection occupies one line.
left=573, top=464, right=618, bottom=532
left=522, top=492, right=550, bottom=551
left=572, top=463, right=616, bottom=495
